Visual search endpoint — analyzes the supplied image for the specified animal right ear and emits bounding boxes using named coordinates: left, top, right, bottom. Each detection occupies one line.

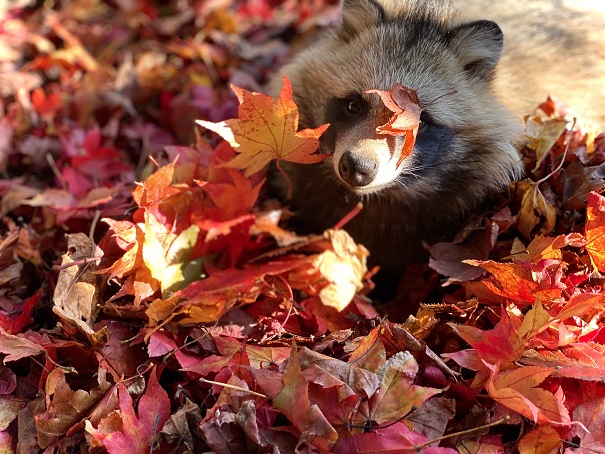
left=339, top=0, right=385, bottom=39
left=447, top=20, right=504, bottom=81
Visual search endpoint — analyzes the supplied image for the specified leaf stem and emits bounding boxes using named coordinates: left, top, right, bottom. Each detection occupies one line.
left=536, top=117, right=576, bottom=185
left=333, top=202, right=363, bottom=230
left=200, top=377, right=268, bottom=399
left=275, top=159, right=293, bottom=200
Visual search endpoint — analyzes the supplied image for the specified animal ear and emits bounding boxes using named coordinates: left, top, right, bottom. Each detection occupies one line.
left=447, top=20, right=504, bottom=80
left=339, top=0, right=385, bottom=39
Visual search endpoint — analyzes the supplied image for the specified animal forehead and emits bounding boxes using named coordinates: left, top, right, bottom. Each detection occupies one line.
left=339, top=26, right=455, bottom=81
left=322, top=41, right=455, bottom=102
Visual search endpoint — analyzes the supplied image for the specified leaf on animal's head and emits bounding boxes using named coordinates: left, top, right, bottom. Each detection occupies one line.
left=367, top=84, right=422, bottom=167
left=196, top=76, right=329, bottom=176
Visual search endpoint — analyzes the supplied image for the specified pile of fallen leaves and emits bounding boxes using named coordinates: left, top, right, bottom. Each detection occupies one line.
left=1, top=1, right=605, bottom=453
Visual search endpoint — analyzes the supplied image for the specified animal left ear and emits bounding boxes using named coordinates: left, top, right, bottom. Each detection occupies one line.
left=339, top=0, right=386, bottom=40
left=447, top=20, right=503, bottom=80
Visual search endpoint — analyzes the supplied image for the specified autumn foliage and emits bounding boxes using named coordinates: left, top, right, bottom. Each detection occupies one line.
left=1, top=1, right=605, bottom=453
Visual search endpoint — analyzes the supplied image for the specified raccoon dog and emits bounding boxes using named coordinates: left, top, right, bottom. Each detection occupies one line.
left=270, top=0, right=605, bottom=293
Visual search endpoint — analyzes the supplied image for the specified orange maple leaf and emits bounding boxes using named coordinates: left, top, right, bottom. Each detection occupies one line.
left=196, top=76, right=329, bottom=177
left=485, top=362, right=570, bottom=426
left=462, top=259, right=563, bottom=306
left=585, top=191, right=605, bottom=272
left=514, top=179, right=556, bottom=240
left=367, top=84, right=422, bottom=168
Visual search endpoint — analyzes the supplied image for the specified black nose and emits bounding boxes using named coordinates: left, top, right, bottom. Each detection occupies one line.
left=338, top=151, right=377, bottom=187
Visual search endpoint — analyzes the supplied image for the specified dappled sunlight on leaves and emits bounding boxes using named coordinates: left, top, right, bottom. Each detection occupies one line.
left=2, top=1, right=605, bottom=453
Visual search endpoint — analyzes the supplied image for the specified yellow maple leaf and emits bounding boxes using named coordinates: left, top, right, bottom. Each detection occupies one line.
left=196, top=76, right=329, bottom=176
left=514, top=179, right=556, bottom=239
left=585, top=191, right=605, bottom=272
left=313, top=229, right=369, bottom=311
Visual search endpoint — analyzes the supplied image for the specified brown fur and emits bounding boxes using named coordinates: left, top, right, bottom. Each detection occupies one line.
left=268, top=0, right=604, bottom=293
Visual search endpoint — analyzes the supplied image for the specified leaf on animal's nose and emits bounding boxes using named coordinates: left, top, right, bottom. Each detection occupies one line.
left=367, top=84, right=422, bottom=168
left=196, top=76, right=330, bottom=177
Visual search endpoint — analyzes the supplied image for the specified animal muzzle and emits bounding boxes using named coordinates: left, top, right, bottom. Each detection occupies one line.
left=337, top=151, right=378, bottom=187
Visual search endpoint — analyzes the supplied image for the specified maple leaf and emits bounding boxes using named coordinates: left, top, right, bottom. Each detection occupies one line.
left=313, top=229, right=369, bottom=311
left=86, top=370, right=170, bottom=454
left=273, top=341, right=338, bottom=451
left=427, top=220, right=498, bottom=285
left=485, top=362, right=570, bottom=426
left=298, top=347, right=381, bottom=399
left=367, top=84, right=422, bottom=167
left=52, top=233, right=104, bottom=343
left=97, top=219, right=140, bottom=281
left=161, top=399, right=202, bottom=451
left=508, top=233, right=586, bottom=263
left=158, top=258, right=314, bottom=324
left=348, top=325, right=387, bottom=374
left=462, top=259, right=564, bottom=306
left=141, top=211, right=201, bottom=295
left=0, top=291, right=39, bottom=335
left=196, top=76, right=329, bottom=176
left=585, top=191, right=605, bottom=272
left=407, top=396, right=457, bottom=444
left=0, top=329, right=46, bottom=362
left=31, top=87, right=64, bottom=118
left=514, top=179, right=557, bottom=239
left=59, top=125, right=133, bottom=197
left=249, top=209, right=303, bottom=247
left=524, top=114, right=568, bottom=173
left=344, top=422, right=438, bottom=454
left=552, top=292, right=605, bottom=325
left=573, top=398, right=605, bottom=453
left=8, top=2, right=605, bottom=452
left=561, top=161, right=605, bottom=210
left=352, top=351, right=442, bottom=427
left=518, top=426, right=561, bottom=454
left=132, top=159, right=177, bottom=208
left=521, top=342, right=605, bottom=380
left=36, top=368, right=111, bottom=448
left=203, top=168, right=265, bottom=218
left=448, top=307, right=525, bottom=377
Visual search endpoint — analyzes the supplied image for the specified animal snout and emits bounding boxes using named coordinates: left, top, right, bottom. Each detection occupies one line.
left=338, top=151, right=378, bottom=187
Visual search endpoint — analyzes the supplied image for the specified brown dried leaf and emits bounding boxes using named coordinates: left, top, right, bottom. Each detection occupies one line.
left=52, top=233, right=105, bottom=344
left=515, top=179, right=556, bottom=239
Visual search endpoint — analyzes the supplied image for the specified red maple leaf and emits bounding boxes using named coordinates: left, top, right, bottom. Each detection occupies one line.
left=367, top=84, right=422, bottom=167
left=87, top=370, right=170, bottom=454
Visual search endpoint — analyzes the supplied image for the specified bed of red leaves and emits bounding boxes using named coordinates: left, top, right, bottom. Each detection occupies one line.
left=2, top=1, right=605, bottom=453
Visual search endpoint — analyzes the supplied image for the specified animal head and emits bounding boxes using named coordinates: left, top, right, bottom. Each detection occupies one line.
left=276, top=0, right=522, bottom=202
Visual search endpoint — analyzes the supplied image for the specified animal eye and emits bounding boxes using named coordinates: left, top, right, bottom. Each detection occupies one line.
left=418, top=112, right=431, bottom=130
left=346, top=99, right=362, bottom=115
